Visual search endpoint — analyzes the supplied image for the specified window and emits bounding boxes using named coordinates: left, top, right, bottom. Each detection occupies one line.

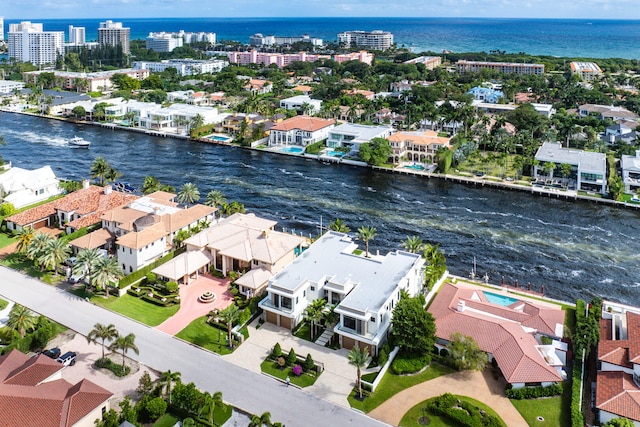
left=310, top=286, right=315, bottom=291
left=296, top=296, right=299, bottom=304
left=122, top=263, right=125, bottom=270
left=370, top=316, right=376, bottom=323
left=129, top=248, right=132, bottom=255
left=281, top=296, right=292, bottom=310
left=129, top=266, right=133, bottom=273
left=343, top=316, right=363, bottom=334
left=303, top=290, right=306, bottom=297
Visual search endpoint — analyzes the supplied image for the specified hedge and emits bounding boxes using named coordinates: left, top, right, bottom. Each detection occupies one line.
left=128, top=285, right=180, bottom=306
left=390, top=351, right=431, bottom=375
left=571, top=359, right=584, bottom=427
left=95, top=357, right=130, bottom=377
left=118, top=247, right=185, bottom=288
left=428, top=393, right=504, bottom=427
left=506, top=383, right=562, bottom=399
left=59, top=223, right=101, bottom=244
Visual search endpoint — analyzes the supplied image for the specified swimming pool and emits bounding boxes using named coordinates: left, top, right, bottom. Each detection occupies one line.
left=328, top=151, right=345, bottom=158
left=210, top=135, right=232, bottom=142
left=279, top=146, right=304, bottom=154
left=484, top=291, right=519, bottom=306
left=404, top=164, right=426, bottom=171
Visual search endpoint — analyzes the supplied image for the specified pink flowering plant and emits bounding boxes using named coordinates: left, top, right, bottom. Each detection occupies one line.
left=292, top=364, right=303, bottom=377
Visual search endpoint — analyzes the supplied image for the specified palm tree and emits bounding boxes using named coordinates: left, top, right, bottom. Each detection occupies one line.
left=189, top=114, right=205, bottom=135
left=205, top=190, right=227, bottom=209
left=73, top=248, right=103, bottom=286
left=26, top=232, right=54, bottom=263
left=87, top=323, right=119, bottom=360
left=249, top=412, right=272, bottom=427
left=91, top=256, right=122, bottom=297
left=303, top=298, right=327, bottom=341
left=158, top=370, right=181, bottom=404
left=37, top=238, right=71, bottom=275
left=356, top=226, right=377, bottom=258
left=90, top=156, right=109, bottom=185
left=141, top=176, right=161, bottom=195
left=6, top=304, right=37, bottom=338
left=347, top=346, right=370, bottom=400
left=109, top=333, right=139, bottom=370
left=218, top=304, right=241, bottom=349
left=401, top=235, right=424, bottom=253
left=16, top=227, right=34, bottom=254
left=328, top=218, right=350, bottom=233
left=199, top=391, right=226, bottom=424
left=177, top=182, right=200, bottom=207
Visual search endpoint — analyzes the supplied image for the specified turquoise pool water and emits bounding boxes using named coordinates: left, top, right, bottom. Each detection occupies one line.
left=279, top=146, right=304, bottom=154
left=484, top=291, right=519, bottom=306
left=211, top=135, right=232, bottom=142
left=404, top=164, right=426, bottom=171
left=328, top=151, right=345, bottom=157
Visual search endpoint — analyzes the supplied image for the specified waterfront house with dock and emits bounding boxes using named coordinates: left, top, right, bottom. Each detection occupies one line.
left=326, top=123, right=392, bottom=152
left=268, top=116, right=334, bottom=147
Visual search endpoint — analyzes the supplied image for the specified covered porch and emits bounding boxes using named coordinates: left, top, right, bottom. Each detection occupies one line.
left=152, top=249, right=214, bottom=285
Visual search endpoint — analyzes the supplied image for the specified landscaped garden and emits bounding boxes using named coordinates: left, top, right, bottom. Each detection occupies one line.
left=510, top=394, right=567, bottom=427
left=399, top=394, right=507, bottom=427
left=1, top=252, right=58, bottom=284
left=175, top=315, right=248, bottom=355
left=260, top=342, right=321, bottom=388
left=92, top=294, right=179, bottom=327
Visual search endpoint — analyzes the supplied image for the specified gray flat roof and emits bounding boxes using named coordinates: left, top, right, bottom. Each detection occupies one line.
left=270, top=231, right=421, bottom=314
left=330, top=123, right=391, bottom=142
left=535, top=142, right=605, bottom=173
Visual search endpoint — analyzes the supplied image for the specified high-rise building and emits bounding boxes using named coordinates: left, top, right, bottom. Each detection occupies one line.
left=8, top=21, right=64, bottom=65
left=0, top=17, right=4, bottom=42
left=145, top=33, right=183, bottom=52
left=68, top=25, right=86, bottom=45
left=98, top=20, right=130, bottom=54
left=337, top=30, right=394, bottom=51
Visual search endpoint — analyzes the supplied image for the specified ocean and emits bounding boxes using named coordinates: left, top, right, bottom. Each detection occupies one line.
left=2, top=17, right=640, bottom=59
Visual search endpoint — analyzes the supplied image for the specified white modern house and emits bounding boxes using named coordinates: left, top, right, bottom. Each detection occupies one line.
left=259, top=231, right=425, bottom=355
left=621, top=151, right=640, bottom=194
left=326, top=123, right=393, bottom=152
left=534, top=142, right=607, bottom=194
left=268, top=116, right=335, bottom=147
left=0, top=166, right=61, bottom=209
left=279, top=95, right=322, bottom=114
left=133, top=58, right=228, bottom=76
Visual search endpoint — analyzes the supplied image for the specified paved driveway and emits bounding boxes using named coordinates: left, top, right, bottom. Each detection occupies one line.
left=156, top=275, right=233, bottom=335
left=0, top=266, right=387, bottom=427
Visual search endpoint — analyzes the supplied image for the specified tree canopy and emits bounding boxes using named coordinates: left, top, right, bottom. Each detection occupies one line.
left=391, top=291, right=436, bottom=355
left=359, top=138, right=392, bottom=166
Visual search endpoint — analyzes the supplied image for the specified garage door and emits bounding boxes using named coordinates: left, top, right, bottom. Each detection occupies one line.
left=343, top=336, right=355, bottom=350
left=280, top=316, right=292, bottom=330
left=33, top=219, right=48, bottom=229
left=266, top=311, right=277, bottom=325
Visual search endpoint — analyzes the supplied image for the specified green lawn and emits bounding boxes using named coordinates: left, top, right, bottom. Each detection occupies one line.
left=348, top=362, right=455, bottom=412
left=0, top=298, right=8, bottom=311
left=92, top=294, right=179, bottom=327
left=152, top=414, right=179, bottom=427
left=511, top=395, right=568, bottom=427
left=175, top=316, right=240, bottom=355
left=293, top=321, right=324, bottom=343
left=260, top=359, right=320, bottom=388
left=1, top=253, right=58, bottom=284
left=400, top=395, right=507, bottom=427
left=0, top=233, right=17, bottom=249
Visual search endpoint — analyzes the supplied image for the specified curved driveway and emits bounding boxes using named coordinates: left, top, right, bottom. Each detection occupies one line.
left=0, top=266, right=387, bottom=427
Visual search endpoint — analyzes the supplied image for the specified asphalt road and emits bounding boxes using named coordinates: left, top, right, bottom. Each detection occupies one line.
left=0, top=266, right=388, bottom=427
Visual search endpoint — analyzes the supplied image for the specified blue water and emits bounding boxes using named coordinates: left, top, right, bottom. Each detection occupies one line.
left=484, top=291, right=520, bottom=306
left=328, top=151, right=345, bottom=158
left=405, top=164, right=426, bottom=171
left=3, top=17, right=640, bottom=58
left=279, top=146, right=304, bottom=154
left=211, top=135, right=232, bottom=142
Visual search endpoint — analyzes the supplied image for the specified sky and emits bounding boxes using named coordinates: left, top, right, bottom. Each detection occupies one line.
left=1, top=0, right=640, bottom=20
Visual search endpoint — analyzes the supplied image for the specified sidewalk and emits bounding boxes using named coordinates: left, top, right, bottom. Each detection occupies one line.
left=368, top=368, right=528, bottom=427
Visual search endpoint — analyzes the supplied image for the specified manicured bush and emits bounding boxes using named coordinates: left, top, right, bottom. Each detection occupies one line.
left=293, top=364, right=303, bottom=376
left=165, top=281, right=179, bottom=293
left=145, top=272, right=157, bottom=284
left=571, top=359, right=585, bottom=427
left=144, top=397, right=167, bottom=421
left=277, top=357, right=285, bottom=368
left=286, top=348, right=297, bottom=366
left=428, top=393, right=504, bottom=427
left=378, top=347, right=389, bottom=367
left=119, top=248, right=185, bottom=288
left=506, top=383, right=562, bottom=399
left=304, top=353, right=315, bottom=372
left=272, top=342, right=282, bottom=358
left=95, top=357, right=130, bottom=377
left=238, top=307, right=251, bottom=326
left=390, top=351, right=431, bottom=375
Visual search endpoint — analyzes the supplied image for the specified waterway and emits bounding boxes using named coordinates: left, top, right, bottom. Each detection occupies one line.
left=1, top=112, right=639, bottom=305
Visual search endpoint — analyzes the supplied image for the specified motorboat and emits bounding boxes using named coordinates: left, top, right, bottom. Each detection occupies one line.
left=68, top=136, right=90, bottom=148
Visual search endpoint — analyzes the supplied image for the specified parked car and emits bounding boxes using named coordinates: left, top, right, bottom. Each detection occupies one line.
left=69, top=273, right=84, bottom=284
left=65, top=257, right=77, bottom=267
left=42, top=347, right=61, bottom=359
left=56, top=351, right=77, bottom=366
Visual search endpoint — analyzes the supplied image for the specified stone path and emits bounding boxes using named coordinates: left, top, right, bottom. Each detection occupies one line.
left=368, top=368, right=528, bottom=427
left=155, top=274, right=233, bottom=335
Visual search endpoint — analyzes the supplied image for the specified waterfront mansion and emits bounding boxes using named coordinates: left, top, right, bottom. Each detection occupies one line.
left=259, top=231, right=425, bottom=355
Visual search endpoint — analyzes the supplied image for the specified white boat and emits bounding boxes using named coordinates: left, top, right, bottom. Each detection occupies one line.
left=68, top=136, right=90, bottom=148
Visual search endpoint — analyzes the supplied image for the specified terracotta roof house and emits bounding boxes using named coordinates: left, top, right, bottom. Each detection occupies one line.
left=98, top=191, right=216, bottom=274
left=268, top=116, right=335, bottom=147
left=595, top=301, right=640, bottom=425
left=428, top=282, right=566, bottom=388
left=0, top=349, right=113, bottom=427
left=5, top=183, right=138, bottom=234
left=388, top=130, right=451, bottom=165
left=245, top=79, right=273, bottom=95
left=158, top=213, right=306, bottom=294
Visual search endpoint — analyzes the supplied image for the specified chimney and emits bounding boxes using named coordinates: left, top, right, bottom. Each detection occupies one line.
left=457, top=300, right=466, bottom=312
left=104, top=185, right=112, bottom=195
left=82, top=179, right=90, bottom=190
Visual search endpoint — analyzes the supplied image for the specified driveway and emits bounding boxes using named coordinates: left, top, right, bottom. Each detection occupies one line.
left=0, top=266, right=387, bottom=427
left=156, top=275, right=233, bottom=335
left=368, top=368, right=528, bottom=427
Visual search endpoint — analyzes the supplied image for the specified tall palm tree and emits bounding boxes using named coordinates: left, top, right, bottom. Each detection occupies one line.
left=73, top=248, right=103, bottom=287
left=205, top=190, right=227, bottom=213
left=303, top=298, right=327, bottom=341
left=90, top=156, right=109, bottom=186
left=347, top=346, right=370, bottom=400
left=177, top=182, right=200, bottom=207
left=189, top=114, right=205, bottom=134
left=91, top=256, right=122, bottom=297
left=16, top=227, right=34, bottom=254
left=109, top=333, right=139, bottom=370
left=249, top=412, right=272, bottom=427
left=402, top=235, right=424, bottom=253
left=141, top=176, right=161, bottom=195
left=328, top=218, right=350, bottom=233
left=158, top=370, right=181, bottom=404
left=199, top=391, right=226, bottom=424
left=87, top=323, right=119, bottom=360
left=6, top=304, right=37, bottom=338
left=37, top=238, right=70, bottom=275
left=26, top=232, right=54, bottom=263
left=218, top=304, right=241, bottom=349
left=356, top=226, right=377, bottom=258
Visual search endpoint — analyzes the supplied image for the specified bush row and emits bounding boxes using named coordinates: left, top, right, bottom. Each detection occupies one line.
left=1, top=318, right=61, bottom=355
left=95, top=357, right=130, bottom=377
left=506, top=383, right=562, bottom=399
left=390, top=351, right=431, bottom=375
left=571, top=359, right=584, bottom=427
left=270, top=343, right=318, bottom=373
left=428, top=393, right=504, bottom=427
left=118, top=247, right=185, bottom=288
left=128, top=285, right=180, bottom=306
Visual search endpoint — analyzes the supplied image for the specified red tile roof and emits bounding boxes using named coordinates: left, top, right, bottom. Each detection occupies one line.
left=429, top=282, right=564, bottom=385
left=596, top=370, right=640, bottom=422
left=598, top=312, right=640, bottom=369
left=270, top=116, right=334, bottom=132
left=0, top=350, right=113, bottom=427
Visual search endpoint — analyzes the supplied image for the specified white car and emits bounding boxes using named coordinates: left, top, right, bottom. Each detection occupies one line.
left=68, top=273, right=84, bottom=284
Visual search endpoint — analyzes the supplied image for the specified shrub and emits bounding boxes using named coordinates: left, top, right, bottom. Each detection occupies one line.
left=293, top=364, right=303, bottom=376
left=304, top=353, right=315, bottom=372
left=0, top=202, right=16, bottom=217
left=144, top=397, right=167, bottom=421
left=572, top=359, right=585, bottom=427
left=95, top=357, right=130, bottom=377
left=165, top=281, right=179, bottom=293
left=378, top=347, right=389, bottom=367
left=277, top=357, right=285, bottom=368
left=238, top=308, right=251, bottom=326
left=286, top=348, right=297, bottom=366
left=145, top=272, right=157, bottom=284
left=540, top=335, right=553, bottom=345
left=272, top=342, right=282, bottom=358
left=506, top=383, right=562, bottom=399
left=428, top=393, right=504, bottom=427
left=391, top=351, right=431, bottom=375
